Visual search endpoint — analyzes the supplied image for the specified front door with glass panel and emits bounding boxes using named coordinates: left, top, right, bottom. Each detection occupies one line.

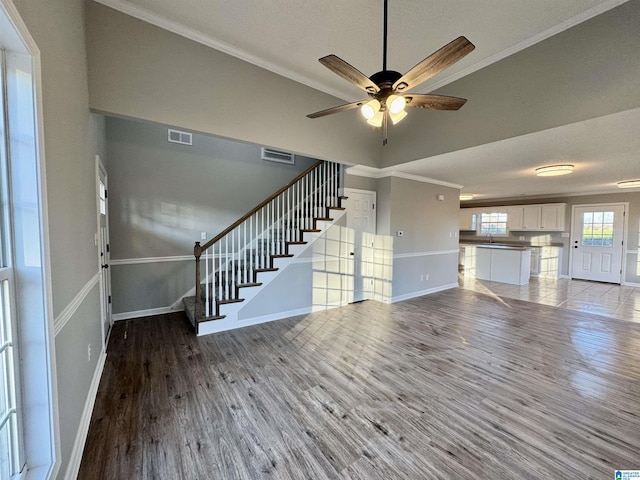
left=571, top=204, right=625, bottom=283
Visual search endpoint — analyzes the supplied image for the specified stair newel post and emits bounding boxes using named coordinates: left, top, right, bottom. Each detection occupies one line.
left=194, top=241, right=203, bottom=319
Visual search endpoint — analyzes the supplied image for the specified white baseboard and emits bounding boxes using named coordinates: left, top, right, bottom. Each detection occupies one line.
left=63, top=349, right=107, bottom=480
left=623, top=281, right=640, bottom=287
left=112, top=305, right=182, bottom=321
left=391, top=283, right=459, bottom=303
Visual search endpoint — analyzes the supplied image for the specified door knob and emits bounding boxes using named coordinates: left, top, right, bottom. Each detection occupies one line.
left=102, top=264, right=109, bottom=269
left=349, top=252, right=355, bottom=256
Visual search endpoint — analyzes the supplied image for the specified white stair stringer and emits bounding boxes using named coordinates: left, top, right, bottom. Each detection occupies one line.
left=197, top=211, right=346, bottom=336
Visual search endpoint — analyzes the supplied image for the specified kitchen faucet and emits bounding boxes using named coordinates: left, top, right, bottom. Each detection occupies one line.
left=486, top=233, right=494, bottom=244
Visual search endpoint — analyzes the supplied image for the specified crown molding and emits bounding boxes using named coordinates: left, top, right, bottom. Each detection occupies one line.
left=346, top=165, right=463, bottom=189
left=417, top=0, right=630, bottom=94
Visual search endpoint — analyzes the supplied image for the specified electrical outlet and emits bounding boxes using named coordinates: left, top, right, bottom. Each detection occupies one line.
left=88, top=344, right=91, bottom=362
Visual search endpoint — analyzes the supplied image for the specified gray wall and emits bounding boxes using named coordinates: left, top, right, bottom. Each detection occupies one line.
left=345, top=173, right=460, bottom=300
left=106, top=116, right=321, bottom=314
left=461, top=190, right=640, bottom=284
left=85, top=1, right=379, bottom=168
left=13, top=0, right=104, bottom=478
left=387, top=177, right=460, bottom=298
left=381, top=0, right=640, bottom=167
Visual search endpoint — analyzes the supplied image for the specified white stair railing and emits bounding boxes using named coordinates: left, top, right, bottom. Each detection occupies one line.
left=193, top=161, right=343, bottom=319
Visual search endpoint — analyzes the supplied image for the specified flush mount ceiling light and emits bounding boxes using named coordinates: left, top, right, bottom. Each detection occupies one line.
left=459, top=194, right=474, bottom=201
left=535, top=164, right=574, bottom=176
left=617, top=179, right=640, bottom=188
left=306, top=0, right=475, bottom=146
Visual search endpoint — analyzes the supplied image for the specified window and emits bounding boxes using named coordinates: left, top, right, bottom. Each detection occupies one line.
left=478, top=211, right=508, bottom=236
left=582, top=211, right=614, bottom=246
left=0, top=48, right=24, bottom=480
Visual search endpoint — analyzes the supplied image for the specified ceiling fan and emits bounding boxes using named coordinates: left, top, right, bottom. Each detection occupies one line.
left=307, top=0, right=475, bottom=145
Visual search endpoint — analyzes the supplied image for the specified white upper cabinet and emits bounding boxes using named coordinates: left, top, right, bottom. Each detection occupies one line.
left=459, top=208, right=477, bottom=230
left=540, top=204, right=565, bottom=230
left=462, top=203, right=566, bottom=232
left=522, top=205, right=541, bottom=230
left=506, top=206, right=524, bottom=230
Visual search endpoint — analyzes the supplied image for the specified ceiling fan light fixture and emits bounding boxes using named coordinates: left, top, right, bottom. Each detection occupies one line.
left=367, top=110, right=384, bottom=127
left=389, top=109, right=407, bottom=125
left=617, top=179, right=640, bottom=188
left=361, top=99, right=381, bottom=120
left=535, top=164, right=574, bottom=176
left=388, top=94, right=406, bottom=115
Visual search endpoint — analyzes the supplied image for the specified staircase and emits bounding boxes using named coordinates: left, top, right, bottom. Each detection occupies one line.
left=183, top=160, right=346, bottom=335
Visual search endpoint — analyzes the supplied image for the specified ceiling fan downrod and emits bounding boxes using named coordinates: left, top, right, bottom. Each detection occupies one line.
left=383, top=0, right=388, bottom=72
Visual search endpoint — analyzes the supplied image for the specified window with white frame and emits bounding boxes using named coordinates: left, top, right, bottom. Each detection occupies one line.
left=0, top=48, right=24, bottom=480
left=478, top=211, right=508, bottom=236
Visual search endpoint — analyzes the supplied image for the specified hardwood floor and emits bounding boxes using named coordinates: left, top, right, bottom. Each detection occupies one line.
left=78, top=288, right=640, bottom=479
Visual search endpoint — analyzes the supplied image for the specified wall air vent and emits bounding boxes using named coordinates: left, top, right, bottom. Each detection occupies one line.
left=261, top=147, right=295, bottom=165
left=167, top=129, right=193, bottom=146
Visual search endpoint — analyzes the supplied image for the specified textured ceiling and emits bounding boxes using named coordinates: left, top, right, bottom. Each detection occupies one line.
left=94, top=0, right=638, bottom=199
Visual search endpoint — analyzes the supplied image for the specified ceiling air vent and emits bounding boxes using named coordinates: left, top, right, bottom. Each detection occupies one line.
left=261, top=147, right=295, bottom=165
left=168, top=129, right=192, bottom=146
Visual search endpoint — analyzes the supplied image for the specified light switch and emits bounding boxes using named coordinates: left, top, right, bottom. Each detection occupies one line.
left=201, top=232, right=207, bottom=240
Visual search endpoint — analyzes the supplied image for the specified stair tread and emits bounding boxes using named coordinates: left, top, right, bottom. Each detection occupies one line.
left=301, top=229, right=321, bottom=233
left=255, top=267, right=279, bottom=272
left=315, top=217, right=334, bottom=221
left=328, top=206, right=346, bottom=210
left=286, top=241, right=307, bottom=245
left=271, top=254, right=294, bottom=258
left=237, top=282, right=262, bottom=288
left=218, top=298, right=245, bottom=305
left=183, top=296, right=226, bottom=323
left=196, top=315, right=226, bottom=322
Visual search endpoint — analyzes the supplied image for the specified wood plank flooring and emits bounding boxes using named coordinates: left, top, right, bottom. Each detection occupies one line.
left=78, top=288, right=640, bottom=479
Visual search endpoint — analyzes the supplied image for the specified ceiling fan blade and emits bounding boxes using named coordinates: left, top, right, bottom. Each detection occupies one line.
left=393, top=36, right=475, bottom=92
left=404, top=94, right=467, bottom=110
left=319, top=55, right=380, bottom=93
left=307, top=100, right=367, bottom=119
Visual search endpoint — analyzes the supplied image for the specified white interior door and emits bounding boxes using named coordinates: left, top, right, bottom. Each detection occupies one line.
left=97, top=160, right=112, bottom=343
left=344, top=189, right=376, bottom=302
left=571, top=204, right=625, bottom=284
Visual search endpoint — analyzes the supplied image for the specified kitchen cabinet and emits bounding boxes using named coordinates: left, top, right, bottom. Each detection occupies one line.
left=459, top=208, right=477, bottom=230
left=473, top=245, right=531, bottom=285
left=540, top=204, right=565, bottom=230
left=506, top=206, right=524, bottom=230
left=529, top=245, right=562, bottom=278
left=522, top=205, right=541, bottom=230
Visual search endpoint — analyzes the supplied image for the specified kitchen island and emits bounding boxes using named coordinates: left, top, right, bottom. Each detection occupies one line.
left=463, top=244, right=532, bottom=285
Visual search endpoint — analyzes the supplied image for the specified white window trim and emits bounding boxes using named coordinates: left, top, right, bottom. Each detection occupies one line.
left=1, top=1, right=59, bottom=480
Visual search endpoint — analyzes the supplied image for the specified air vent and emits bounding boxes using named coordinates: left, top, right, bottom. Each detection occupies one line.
left=261, top=147, right=295, bottom=165
left=168, top=129, right=192, bottom=146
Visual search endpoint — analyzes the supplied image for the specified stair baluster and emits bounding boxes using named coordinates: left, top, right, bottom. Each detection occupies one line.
left=188, top=160, right=344, bottom=329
